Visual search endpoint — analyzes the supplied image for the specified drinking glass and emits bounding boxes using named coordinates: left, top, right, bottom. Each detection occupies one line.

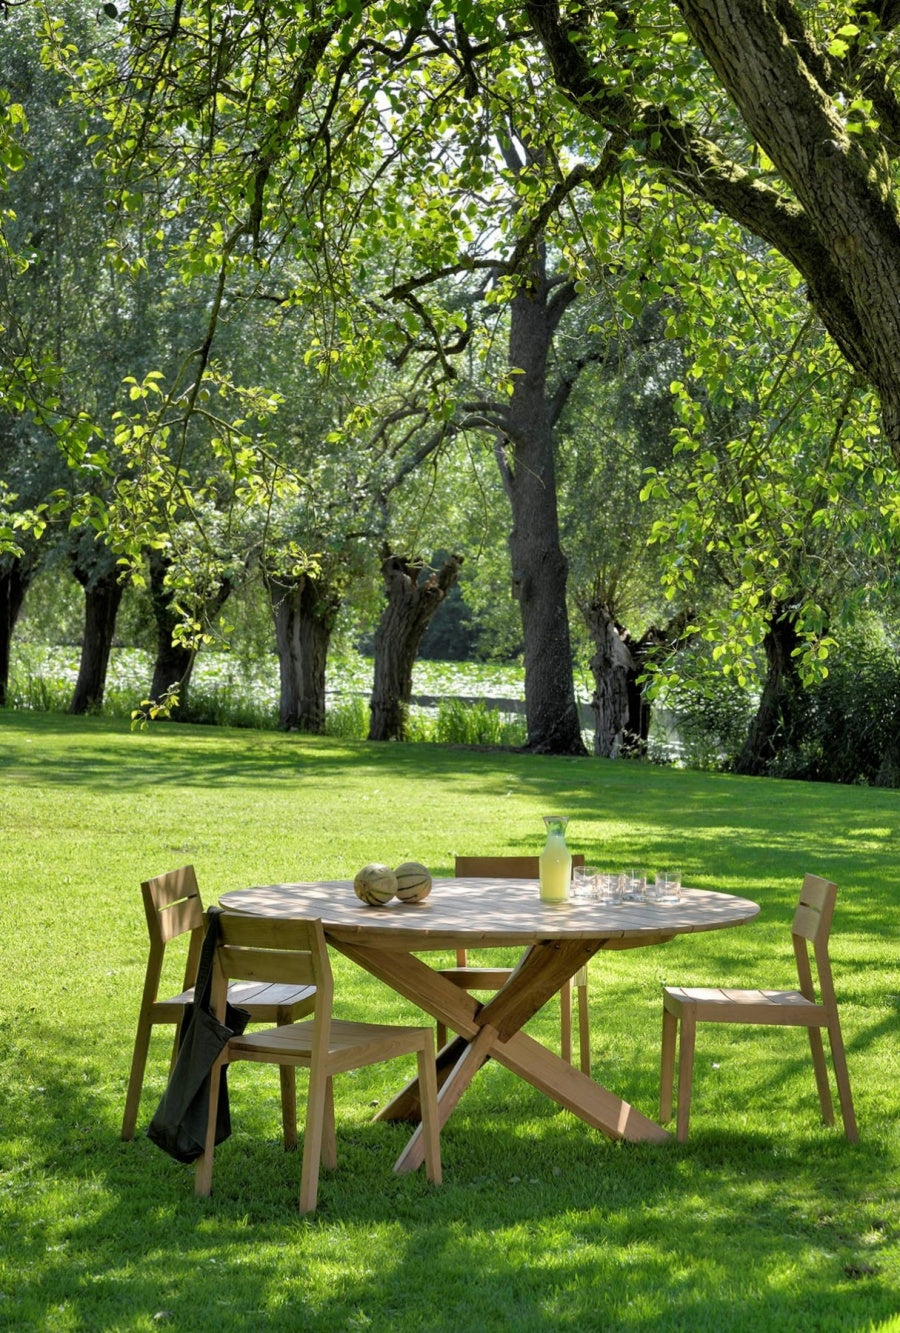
left=644, top=873, right=664, bottom=903
left=621, top=868, right=645, bottom=902
left=596, top=872, right=623, bottom=905
left=572, top=866, right=598, bottom=901
left=659, top=868, right=682, bottom=903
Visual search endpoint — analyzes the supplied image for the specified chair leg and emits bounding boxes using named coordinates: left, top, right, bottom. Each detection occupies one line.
left=320, top=1077, right=337, bottom=1170
left=194, top=1057, right=226, bottom=1196
left=807, top=1026, right=835, bottom=1127
left=121, top=1016, right=155, bottom=1140
left=414, top=1044, right=442, bottom=1186
left=660, top=1005, right=677, bottom=1123
left=675, top=1011, right=696, bottom=1142
left=299, top=1066, right=329, bottom=1213
left=826, top=1020, right=859, bottom=1143
left=576, top=977, right=591, bottom=1076
left=559, top=977, right=573, bottom=1065
left=279, top=1066, right=299, bottom=1151
left=168, top=1015, right=185, bottom=1076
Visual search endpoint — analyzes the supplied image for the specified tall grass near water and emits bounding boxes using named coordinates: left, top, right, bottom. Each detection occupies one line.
left=6, top=645, right=531, bottom=744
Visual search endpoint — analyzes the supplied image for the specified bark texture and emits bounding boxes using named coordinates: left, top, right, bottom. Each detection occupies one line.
left=369, top=552, right=463, bottom=742
left=267, top=571, right=342, bottom=733
left=584, top=599, right=634, bottom=758
left=147, top=552, right=233, bottom=710
left=0, top=555, right=35, bottom=707
left=69, top=557, right=125, bottom=714
left=733, top=608, right=806, bottom=775
left=498, top=241, right=588, bottom=756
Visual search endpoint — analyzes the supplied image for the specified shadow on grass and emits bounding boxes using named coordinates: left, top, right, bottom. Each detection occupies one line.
left=3, top=1012, right=896, bottom=1333
left=3, top=713, right=899, bottom=900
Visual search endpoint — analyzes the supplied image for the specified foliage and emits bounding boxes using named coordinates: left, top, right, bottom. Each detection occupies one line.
left=0, top=713, right=897, bottom=1330
left=323, top=692, right=370, bottom=740
left=433, top=696, right=526, bottom=747
left=658, top=647, right=756, bottom=772
left=767, top=622, right=900, bottom=786
left=640, top=219, right=895, bottom=688
left=8, top=0, right=900, bottom=761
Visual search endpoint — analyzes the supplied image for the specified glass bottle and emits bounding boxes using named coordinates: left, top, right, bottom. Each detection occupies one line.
left=539, top=815, right=572, bottom=903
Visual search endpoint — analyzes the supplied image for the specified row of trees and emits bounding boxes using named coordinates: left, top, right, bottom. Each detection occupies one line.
left=3, top=1, right=900, bottom=778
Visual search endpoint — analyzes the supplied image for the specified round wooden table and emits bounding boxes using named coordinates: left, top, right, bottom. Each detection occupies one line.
left=220, top=878, right=760, bottom=1165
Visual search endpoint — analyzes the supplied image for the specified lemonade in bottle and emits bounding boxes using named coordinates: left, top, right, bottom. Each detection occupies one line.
left=539, top=815, right=572, bottom=903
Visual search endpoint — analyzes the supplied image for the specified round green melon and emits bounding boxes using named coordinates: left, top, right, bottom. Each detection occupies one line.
left=394, top=861, right=432, bottom=902
left=353, top=862, right=398, bottom=906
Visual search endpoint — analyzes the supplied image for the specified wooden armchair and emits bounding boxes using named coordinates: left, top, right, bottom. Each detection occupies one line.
left=437, top=854, right=591, bottom=1074
left=660, top=873, right=858, bottom=1141
left=121, top=866, right=316, bottom=1143
left=194, top=912, right=442, bottom=1213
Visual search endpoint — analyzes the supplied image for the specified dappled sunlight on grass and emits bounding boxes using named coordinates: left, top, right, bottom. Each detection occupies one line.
left=1, top=714, right=897, bottom=1330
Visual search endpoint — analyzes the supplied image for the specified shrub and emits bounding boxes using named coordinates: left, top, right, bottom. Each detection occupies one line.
left=658, top=656, right=755, bottom=771
left=771, top=629, right=900, bottom=786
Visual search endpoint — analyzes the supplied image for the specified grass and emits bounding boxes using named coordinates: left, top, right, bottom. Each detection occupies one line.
left=0, top=710, right=897, bottom=1332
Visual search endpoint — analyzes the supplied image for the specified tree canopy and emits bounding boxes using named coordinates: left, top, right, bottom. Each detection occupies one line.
left=4, top=0, right=900, bottom=698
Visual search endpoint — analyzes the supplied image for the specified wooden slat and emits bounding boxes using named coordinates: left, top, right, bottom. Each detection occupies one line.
left=220, top=880, right=760, bottom=949
left=664, top=985, right=826, bottom=1026
left=218, top=944, right=316, bottom=988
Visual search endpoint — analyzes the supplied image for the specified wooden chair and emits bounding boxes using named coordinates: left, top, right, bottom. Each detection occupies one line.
left=439, top=854, right=591, bottom=1074
left=121, top=865, right=316, bottom=1142
left=660, top=873, right=858, bottom=1142
left=194, top=912, right=442, bottom=1213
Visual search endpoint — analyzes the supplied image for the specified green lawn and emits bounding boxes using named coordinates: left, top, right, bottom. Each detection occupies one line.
left=0, top=711, right=897, bottom=1332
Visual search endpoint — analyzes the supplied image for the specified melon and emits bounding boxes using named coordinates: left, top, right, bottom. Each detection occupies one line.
left=353, top=862, right=398, bottom=906
left=394, top=861, right=433, bottom=902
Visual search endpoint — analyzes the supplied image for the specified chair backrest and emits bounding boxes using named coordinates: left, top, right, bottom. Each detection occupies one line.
left=141, top=865, right=206, bottom=994
left=455, top=854, right=585, bottom=878
left=213, top=912, right=332, bottom=1018
left=791, top=873, right=839, bottom=1010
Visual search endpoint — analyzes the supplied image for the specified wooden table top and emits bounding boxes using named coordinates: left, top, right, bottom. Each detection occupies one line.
left=219, top=878, right=760, bottom=951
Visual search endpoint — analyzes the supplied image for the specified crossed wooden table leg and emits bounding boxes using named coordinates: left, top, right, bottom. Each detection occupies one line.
left=334, top=934, right=672, bottom=1172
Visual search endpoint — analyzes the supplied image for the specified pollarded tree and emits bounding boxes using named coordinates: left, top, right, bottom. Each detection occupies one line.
left=49, top=0, right=900, bottom=704
left=556, top=297, right=692, bottom=757
left=368, top=549, right=463, bottom=741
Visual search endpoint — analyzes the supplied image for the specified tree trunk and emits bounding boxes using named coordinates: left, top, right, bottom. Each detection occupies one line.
left=621, top=612, right=697, bottom=757
left=583, top=599, right=634, bottom=758
left=369, top=552, right=463, bottom=742
left=69, top=562, right=125, bottom=714
left=267, top=571, right=342, bottom=732
left=0, top=555, right=35, bottom=707
left=733, top=608, right=805, bottom=775
left=147, top=553, right=232, bottom=710
left=500, top=249, right=587, bottom=756
left=622, top=634, right=654, bottom=758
